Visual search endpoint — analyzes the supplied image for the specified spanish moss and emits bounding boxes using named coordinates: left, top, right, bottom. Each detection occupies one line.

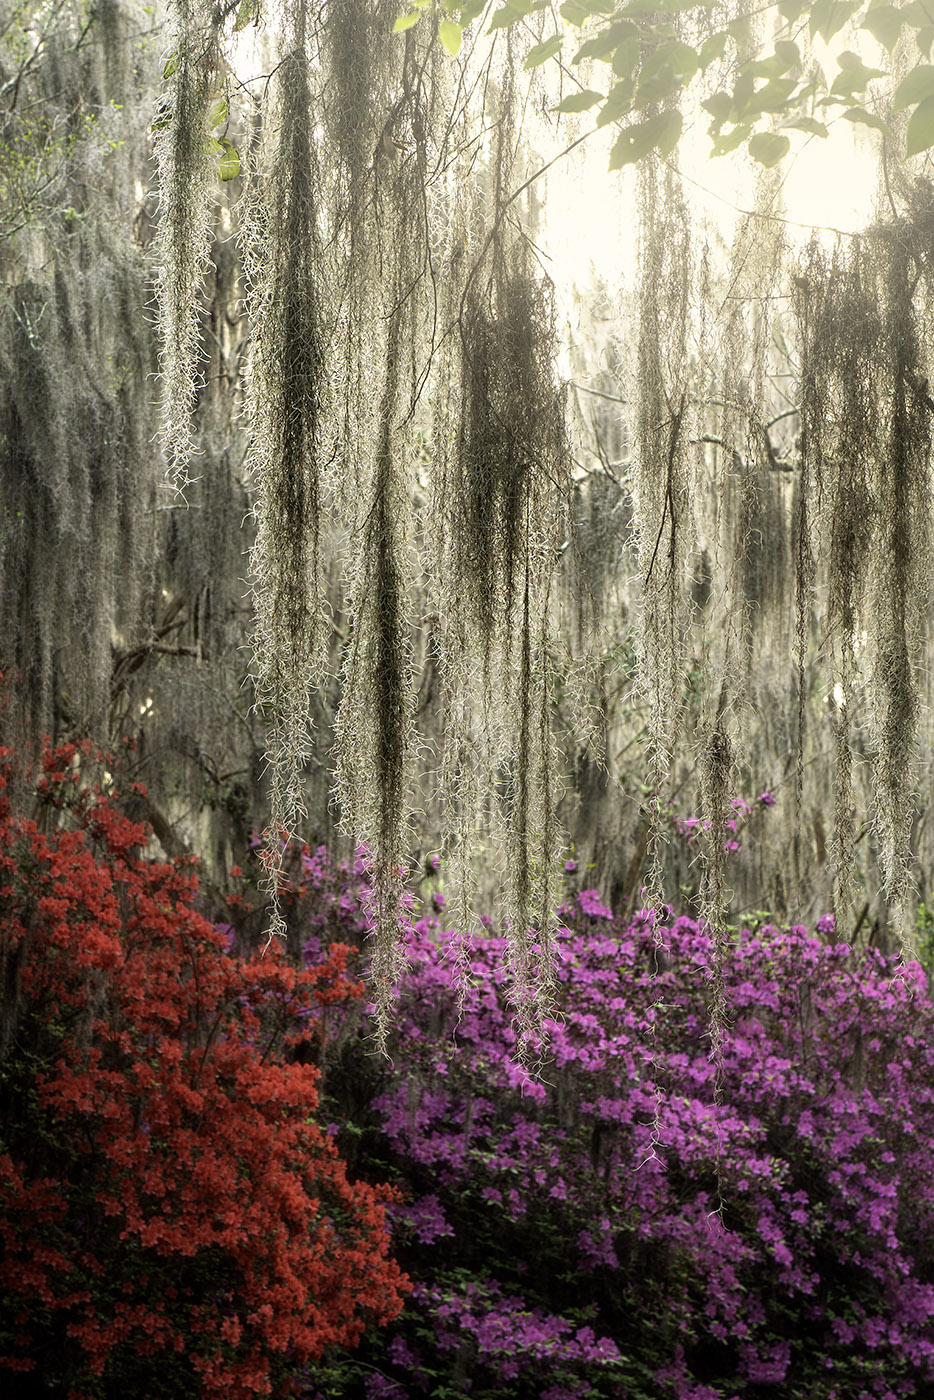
left=241, top=0, right=326, bottom=932
left=795, top=224, right=933, bottom=950
left=153, top=0, right=223, bottom=490
left=633, top=159, right=693, bottom=912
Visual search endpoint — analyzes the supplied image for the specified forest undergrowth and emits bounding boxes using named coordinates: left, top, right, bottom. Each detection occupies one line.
left=2, top=732, right=934, bottom=1400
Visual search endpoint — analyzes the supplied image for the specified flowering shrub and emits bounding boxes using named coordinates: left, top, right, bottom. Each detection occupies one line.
left=288, top=850, right=934, bottom=1400
left=0, top=743, right=408, bottom=1400
left=670, top=791, right=776, bottom=854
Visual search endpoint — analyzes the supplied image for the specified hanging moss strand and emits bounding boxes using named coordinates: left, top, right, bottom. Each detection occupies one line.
left=242, top=0, right=328, bottom=933
left=154, top=0, right=223, bottom=490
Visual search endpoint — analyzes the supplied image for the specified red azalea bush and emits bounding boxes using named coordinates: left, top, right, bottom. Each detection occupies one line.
left=286, top=848, right=934, bottom=1400
left=0, top=741, right=408, bottom=1400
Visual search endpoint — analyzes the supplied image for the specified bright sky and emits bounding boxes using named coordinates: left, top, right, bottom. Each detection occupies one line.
left=540, top=102, right=880, bottom=297
left=539, top=28, right=886, bottom=293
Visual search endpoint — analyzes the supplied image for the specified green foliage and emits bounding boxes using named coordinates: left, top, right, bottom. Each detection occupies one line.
left=524, top=33, right=564, bottom=67
left=609, top=108, right=681, bottom=167
left=0, top=0, right=130, bottom=243
left=907, top=94, right=934, bottom=156
left=438, top=16, right=463, bottom=53
left=747, top=130, right=791, bottom=167
left=399, top=0, right=934, bottom=169
left=234, top=0, right=258, bottom=30
left=553, top=87, right=604, bottom=111
left=893, top=63, right=934, bottom=111
left=215, top=138, right=240, bottom=179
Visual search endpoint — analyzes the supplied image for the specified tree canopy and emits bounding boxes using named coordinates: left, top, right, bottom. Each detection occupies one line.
left=398, top=0, right=934, bottom=167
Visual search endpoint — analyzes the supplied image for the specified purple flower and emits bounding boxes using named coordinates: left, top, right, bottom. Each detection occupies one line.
left=275, top=838, right=934, bottom=1400
left=576, top=889, right=613, bottom=920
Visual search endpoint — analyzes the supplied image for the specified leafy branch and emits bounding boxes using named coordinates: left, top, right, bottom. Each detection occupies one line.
left=393, top=0, right=934, bottom=168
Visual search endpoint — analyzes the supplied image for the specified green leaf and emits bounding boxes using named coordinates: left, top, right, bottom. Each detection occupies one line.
left=163, top=54, right=177, bottom=79
left=698, top=30, right=728, bottom=67
left=809, top=0, right=861, bottom=42
left=488, top=4, right=519, bottom=30
left=731, top=68, right=755, bottom=113
left=459, top=0, right=486, bottom=19
left=151, top=101, right=172, bottom=134
left=919, top=25, right=934, bottom=58
left=893, top=65, right=934, bottom=111
left=653, top=107, right=682, bottom=156
left=559, top=0, right=590, bottom=24
left=438, top=18, right=462, bottom=55
left=906, top=93, right=934, bottom=156
left=392, top=10, right=422, bottom=31
left=641, top=38, right=700, bottom=84
left=233, top=0, right=255, bottom=31
left=780, top=115, right=829, bottom=136
left=830, top=73, right=877, bottom=97
left=744, top=49, right=795, bottom=79
left=553, top=89, right=605, bottom=113
left=630, top=39, right=698, bottom=108
left=860, top=4, right=904, bottom=51
left=748, top=130, right=791, bottom=166
left=702, top=90, right=732, bottom=124
left=748, top=76, right=798, bottom=114
left=711, top=121, right=751, bottom=155
left=775, top=40, right=801, bottom=69
left=523, top=34, right=563, bottom=67
left=837, top=48, right=881, bottom=71
left=217, top=139, right=240, bottom=181
left=595, top=77, right=635, bottom=126
left=840, top=105, right=890, bottom=132
left=830, top=50, right=885, bottom=96
left=208, top=97, right=228, bottom=129
left=608, top=108, right=681, bottom=168
left=635, top=66, right=683, bottom=109
left=611, top=38, right=640, bottom=77
left=778, top=0, right=806, bottom=17
left=573, top=18, right=637, bottom=62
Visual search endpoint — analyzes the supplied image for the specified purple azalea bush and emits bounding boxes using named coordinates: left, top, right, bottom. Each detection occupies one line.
left=271, top=847, right=934, bottom=1400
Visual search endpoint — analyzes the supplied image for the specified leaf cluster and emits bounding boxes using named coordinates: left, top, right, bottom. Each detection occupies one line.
left=396, top=0, right=934, bottom=169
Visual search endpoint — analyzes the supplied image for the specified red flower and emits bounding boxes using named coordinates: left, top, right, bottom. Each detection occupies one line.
left=0, top=739, right=408, bottom=1399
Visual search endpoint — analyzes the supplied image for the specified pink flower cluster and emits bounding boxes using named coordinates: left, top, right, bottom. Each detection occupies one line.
left=290, top=848, right=934, bottom=1400
left=671, top=792, right=776, bottom=855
